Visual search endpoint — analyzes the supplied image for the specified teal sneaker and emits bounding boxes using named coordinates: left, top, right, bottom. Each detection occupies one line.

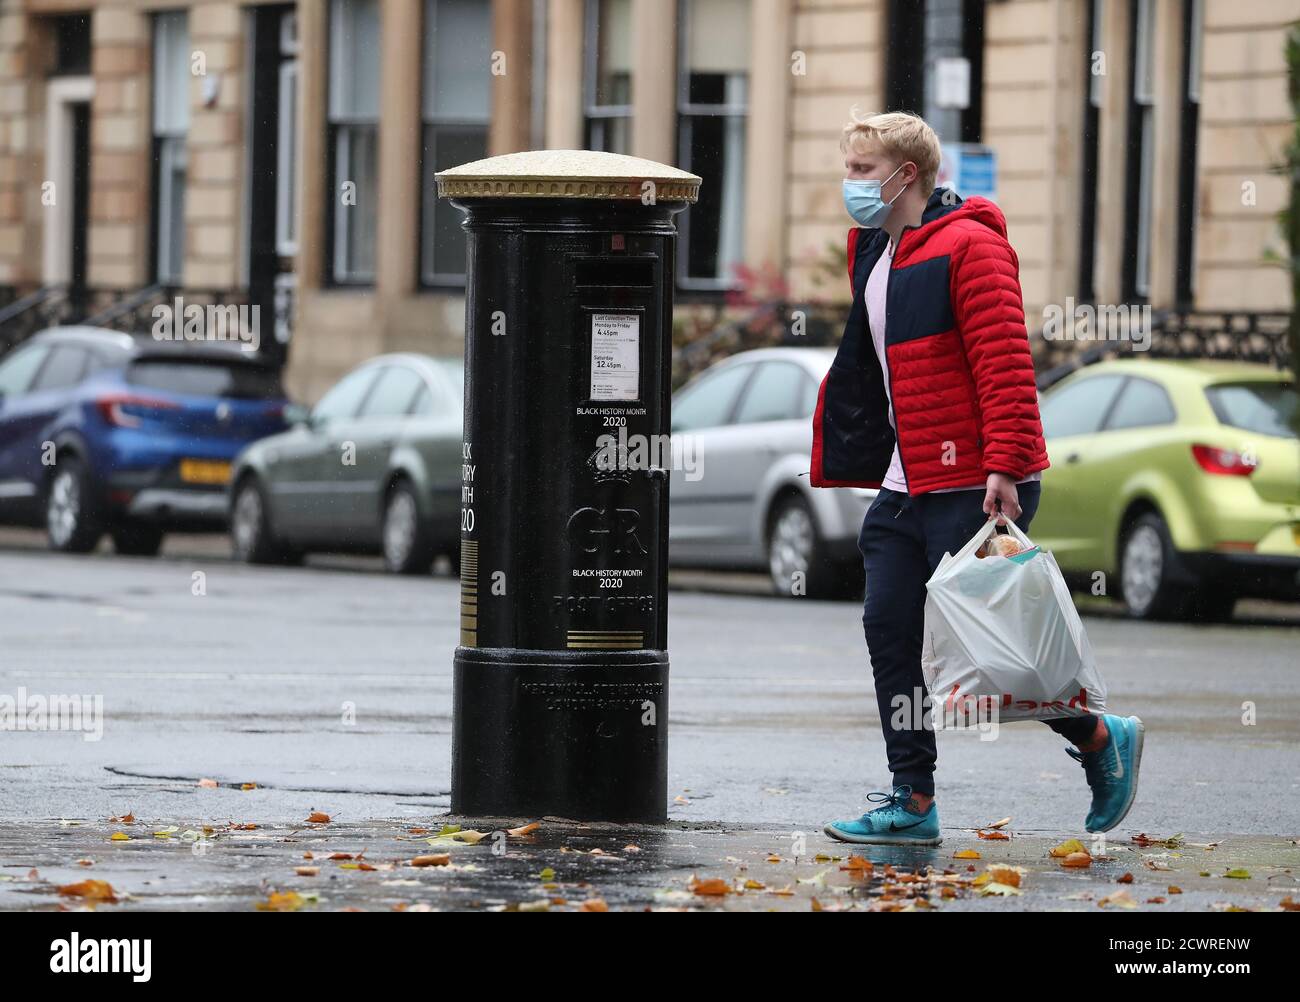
left=1066, top=714, right=1145, bottom=833
left=823, top=785, right=942, bottom=846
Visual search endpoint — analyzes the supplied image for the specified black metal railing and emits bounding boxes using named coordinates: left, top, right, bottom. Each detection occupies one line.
left=0, top=284, right=260, bottom=358
left=1034, top=309, right=1294, bottom=390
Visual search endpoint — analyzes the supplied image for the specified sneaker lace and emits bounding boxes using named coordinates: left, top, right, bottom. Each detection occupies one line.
left=865, top=784, right=914, bottom=813
left=1066, top=745, right=1112, bottom=788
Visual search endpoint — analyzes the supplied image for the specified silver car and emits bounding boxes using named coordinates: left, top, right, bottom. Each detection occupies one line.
left=228, top=353, right=463, bottom=574
left=669, top=347, right=873, bottom=598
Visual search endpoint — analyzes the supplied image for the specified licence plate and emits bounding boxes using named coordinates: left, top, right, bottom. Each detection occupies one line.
left=179, top=459, right=231, bottom=485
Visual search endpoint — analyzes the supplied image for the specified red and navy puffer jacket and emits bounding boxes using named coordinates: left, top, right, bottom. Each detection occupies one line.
left=810, top=186, right=1049, bottom=494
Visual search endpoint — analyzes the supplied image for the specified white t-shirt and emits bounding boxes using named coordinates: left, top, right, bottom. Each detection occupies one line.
left=865, top=236, right=1042, bottom=495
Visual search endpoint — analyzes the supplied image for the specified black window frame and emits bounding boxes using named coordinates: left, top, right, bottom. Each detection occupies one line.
left=418, top=0, right=492, bottom=289
left=1175, top=0, right=1203, bottom=308
left=1121, top=0, right=1156, bottom=304
left=1078, top=0, right=1102, bottom=302
left=885, top=0, right=985, bottom=145
left=583, top=0, right=633, bottom=154
left=674, top=0, right=751, bottom=293
left=324, top=0, right=381, bottom=289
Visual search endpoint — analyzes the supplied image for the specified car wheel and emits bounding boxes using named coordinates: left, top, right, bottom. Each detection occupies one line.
left=231, top=476, right=299, bottom=565
left=111, top=525, right=165, bottom=557
left=45, top=457, right=103, bottom=553
left=767, top=494, right=860, bottom=599
left=1118, top=512, right=1185, bottom=620
left=383, top=479, right=436, bottom=574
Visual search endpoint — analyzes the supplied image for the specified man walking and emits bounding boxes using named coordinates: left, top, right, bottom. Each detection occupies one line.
left=810, top=110, right=1143, bottom=845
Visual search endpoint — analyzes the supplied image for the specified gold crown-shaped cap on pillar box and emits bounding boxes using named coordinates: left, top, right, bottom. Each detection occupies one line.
left=435, top=149, right=701, bottom=203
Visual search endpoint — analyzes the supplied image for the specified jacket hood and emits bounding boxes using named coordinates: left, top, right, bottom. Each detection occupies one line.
left=887, top=188, right=1008, bottom=261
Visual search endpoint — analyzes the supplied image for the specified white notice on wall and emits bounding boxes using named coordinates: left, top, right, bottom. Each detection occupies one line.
left=589, top=313, right=640, bottom=401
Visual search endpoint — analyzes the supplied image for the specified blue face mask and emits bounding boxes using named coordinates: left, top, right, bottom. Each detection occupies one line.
left=842, top=163, right=910, bottom=228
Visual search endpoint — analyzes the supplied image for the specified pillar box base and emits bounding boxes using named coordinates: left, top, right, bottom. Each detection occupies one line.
left=451, top=647, right=668, bottom=824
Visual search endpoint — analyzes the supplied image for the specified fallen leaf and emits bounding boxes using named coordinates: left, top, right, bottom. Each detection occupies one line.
left=953, top=849, right=980, bottom=859
left=241, top=783, right=257, bottom=791
left=1131, top=833, right=1184, bottom=849
left=198, top=779, right=218, bottom=788
left=985, top=817, right=1012, bottom=829
left=1279, top=896, right=1300, bottom=911
left=411, top=854, right=450, bottom=867
left=580, top=898, right=609, bottom=912
left=108, top=812, right=134, bottom=824
left=1099, top=889, right=1138, bottom=909
left=977, top=829, right=1010, bottom=840
left=306, top=812, right=331, bottom=824
left=843, top=855, right=874, bottom=876
left=1061, top=852, right=1093, bottom=868
left=988, top=865, right=1027, bottom=888
left=1224, top=868, right=1251, bottom=879
left=508, top=822, right=540, bottom=836
left=75, top=859, right=93, bottom=867
left=1117, top=872, right=1134, bottom=883
left=109, top=833, right=130, bottom=842
left=58, top=880, right=118, bottom=903
left=1049, top=838, right=1088, bottom=857
left=255, top=891, right=305, bottom=912
left=1168, top=885, right=1183, bottom=894
left=294, top=866, right=319, bottom=877
left=689, top=875, right=731, bottom=896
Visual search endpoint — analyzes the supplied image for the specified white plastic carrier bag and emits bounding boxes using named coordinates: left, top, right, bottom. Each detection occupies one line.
left=921, top=515, right=1107, bottom=724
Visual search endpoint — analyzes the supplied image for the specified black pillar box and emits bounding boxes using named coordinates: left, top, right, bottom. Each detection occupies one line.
left=436, top=151, right=701, bottom=823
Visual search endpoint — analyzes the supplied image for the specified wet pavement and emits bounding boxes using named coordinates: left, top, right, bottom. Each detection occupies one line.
left=2, top=814, right=1297, bottom=912
left=2, top=532, right=1299, bottom=912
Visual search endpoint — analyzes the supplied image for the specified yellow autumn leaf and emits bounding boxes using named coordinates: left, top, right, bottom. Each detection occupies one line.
left=256, top=891, right=305, bottom=912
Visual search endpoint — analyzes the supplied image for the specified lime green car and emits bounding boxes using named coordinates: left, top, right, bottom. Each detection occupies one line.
left=1030, top=359, right=1299, bottom=620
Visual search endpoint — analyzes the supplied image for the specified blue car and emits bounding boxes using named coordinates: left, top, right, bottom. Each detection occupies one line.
left=0, top=326, right=290, bottom=554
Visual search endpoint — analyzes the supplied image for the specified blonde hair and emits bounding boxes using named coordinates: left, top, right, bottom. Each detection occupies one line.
left=840, top=109, right=942, bottom=192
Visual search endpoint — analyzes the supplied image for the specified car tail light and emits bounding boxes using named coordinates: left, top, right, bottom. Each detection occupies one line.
left=1191, top=444, right=1257, bottom=476
left=96, top=393, right=181, bottom=428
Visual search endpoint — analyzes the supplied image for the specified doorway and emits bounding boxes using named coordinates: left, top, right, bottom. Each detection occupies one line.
left=42, top=76, right=94, bottom=315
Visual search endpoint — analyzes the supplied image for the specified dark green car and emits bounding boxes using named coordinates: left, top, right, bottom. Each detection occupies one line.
left=228, top=353, right=463, bottom=573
